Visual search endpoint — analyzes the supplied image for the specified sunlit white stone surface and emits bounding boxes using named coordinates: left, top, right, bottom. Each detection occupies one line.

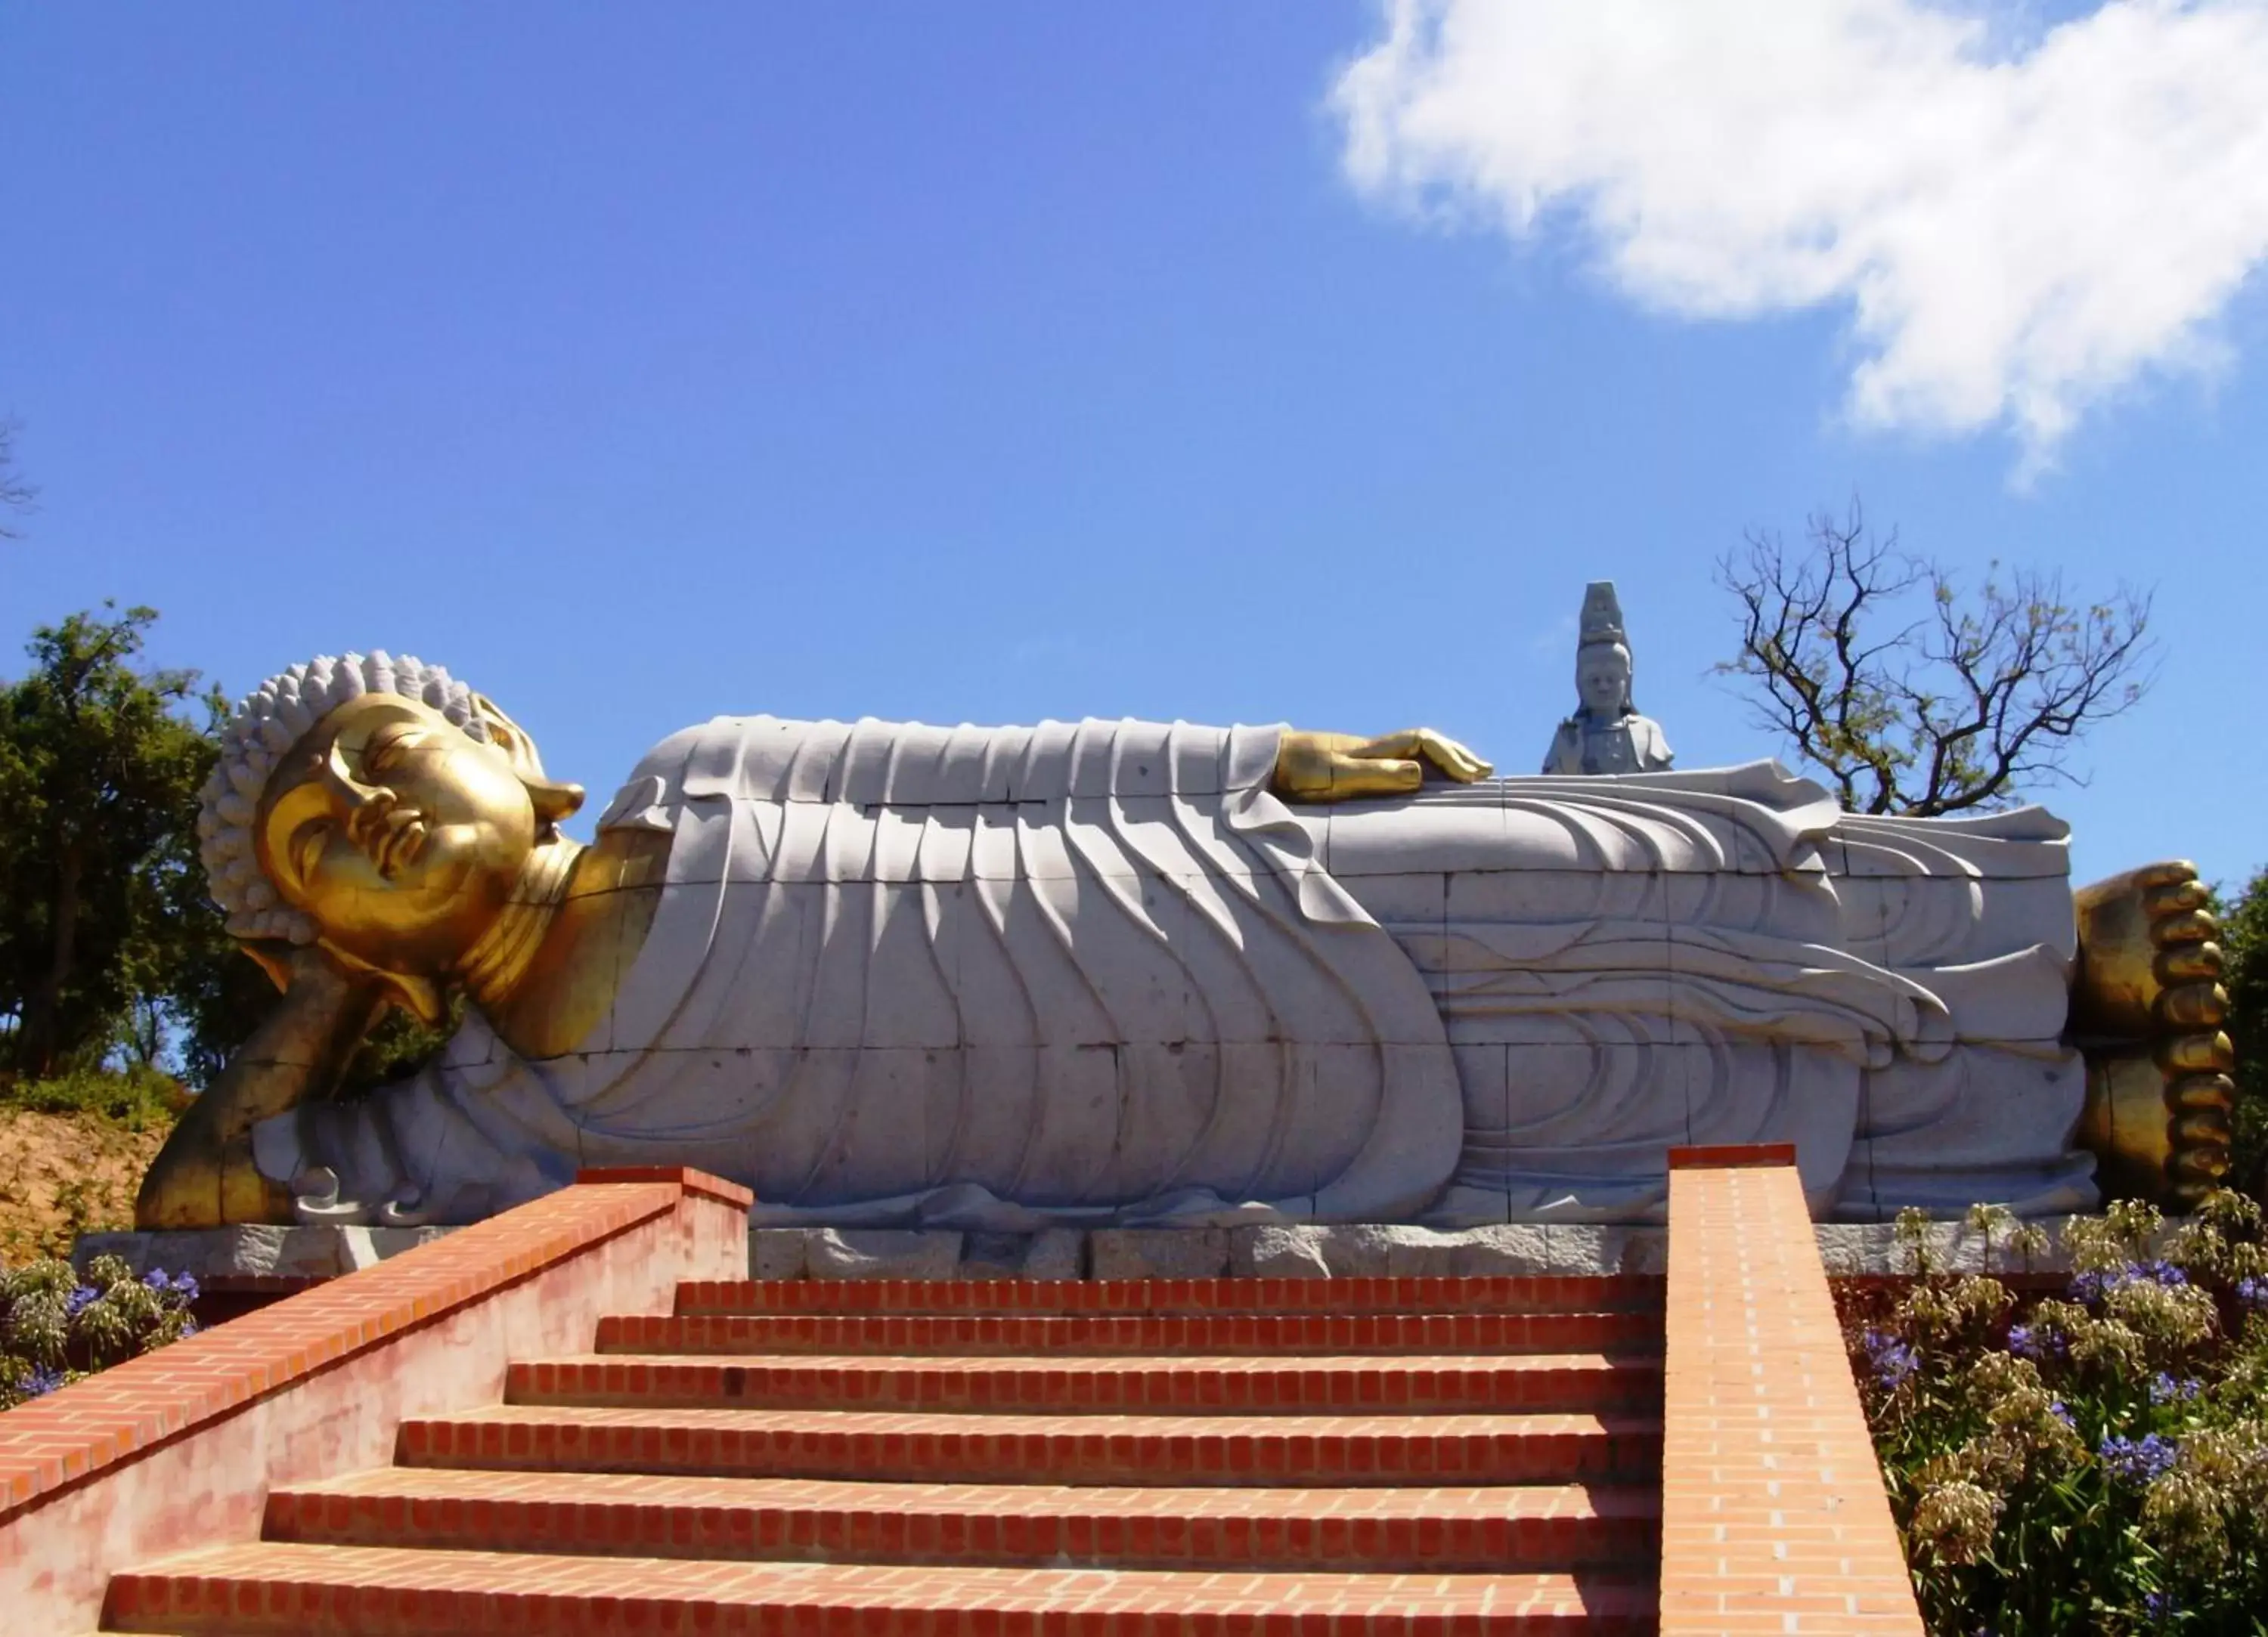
left=249, top=716, right=2095, bottom=1227
left=76, top=1218, right=2127, bottom=1286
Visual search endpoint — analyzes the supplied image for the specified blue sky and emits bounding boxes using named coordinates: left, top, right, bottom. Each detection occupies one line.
left=3, top=3, right=2265, bottom=890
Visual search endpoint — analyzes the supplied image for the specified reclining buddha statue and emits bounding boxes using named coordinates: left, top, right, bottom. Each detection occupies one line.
left=135, top=648, right=2235, bottom=1232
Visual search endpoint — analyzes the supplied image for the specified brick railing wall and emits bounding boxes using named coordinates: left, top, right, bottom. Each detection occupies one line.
left=0, top=1167, right=751, bottom=1633
left=1660, top=1144, right=1926, bottom=1635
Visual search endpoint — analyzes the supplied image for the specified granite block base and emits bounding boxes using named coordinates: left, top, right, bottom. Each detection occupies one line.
left=77, top=1215, right=2105, bottom=1286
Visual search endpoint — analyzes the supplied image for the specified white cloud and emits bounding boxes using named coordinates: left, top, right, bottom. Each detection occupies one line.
left=1332, top=1, right=2268, bottom=466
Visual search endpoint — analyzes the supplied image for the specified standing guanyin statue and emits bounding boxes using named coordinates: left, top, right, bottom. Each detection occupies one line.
left=135, top=646, right=2232, bottom=1233
left=1541, top=581, right=1674, bottom=775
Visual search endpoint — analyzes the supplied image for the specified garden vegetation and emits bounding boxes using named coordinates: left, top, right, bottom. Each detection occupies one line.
left=1855, top=1196, right=2268, bottom=1632
left=0, top=1252, right=200, bottom=1408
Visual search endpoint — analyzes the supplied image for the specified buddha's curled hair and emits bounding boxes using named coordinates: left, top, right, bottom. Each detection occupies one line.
left=197, top=651, right=489, bottom=944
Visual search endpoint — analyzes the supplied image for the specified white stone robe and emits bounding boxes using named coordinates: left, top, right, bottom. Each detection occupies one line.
left=1303, top=764, right=2093, bottom=1222
left=257, top=717, right=1465, bottom=1227
left=253, top=717, right=2096, bottom=1227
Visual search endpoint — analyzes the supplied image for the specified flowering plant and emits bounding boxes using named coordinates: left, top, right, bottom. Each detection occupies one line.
left=0, top=1255, right=199, bottom=1409
left=1852, top=1196, right=2268, bottom=1632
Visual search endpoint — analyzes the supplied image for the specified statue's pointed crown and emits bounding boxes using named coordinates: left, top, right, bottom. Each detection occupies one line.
left=1579, top=581, right=1625, bottom=647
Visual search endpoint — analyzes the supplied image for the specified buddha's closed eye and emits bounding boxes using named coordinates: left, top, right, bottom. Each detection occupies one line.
left=361, top=721, right=424, bottom=777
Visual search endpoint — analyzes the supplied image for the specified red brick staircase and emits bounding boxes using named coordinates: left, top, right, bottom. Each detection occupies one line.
left=104, top=1273, right=1667, bottom=1634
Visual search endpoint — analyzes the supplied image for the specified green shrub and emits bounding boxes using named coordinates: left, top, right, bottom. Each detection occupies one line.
left=2220, top=869, right=2268, bottom=1201
left=0, top=1253, right=198, bottom=1409
left=0, top=1064, right=185, bottom=1131
left=1854, top=1199, right=2268, bottom=1632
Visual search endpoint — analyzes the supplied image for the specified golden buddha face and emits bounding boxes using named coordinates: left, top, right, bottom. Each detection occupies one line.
left=255, top=692, right=542, bottom=976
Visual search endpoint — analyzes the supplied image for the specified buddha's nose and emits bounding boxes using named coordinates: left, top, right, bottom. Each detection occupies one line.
left=344, top=787, right=397, bottom=846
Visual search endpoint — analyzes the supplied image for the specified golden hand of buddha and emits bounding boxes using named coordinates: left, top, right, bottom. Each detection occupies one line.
left=1271, top=727, right=1494, bottom=803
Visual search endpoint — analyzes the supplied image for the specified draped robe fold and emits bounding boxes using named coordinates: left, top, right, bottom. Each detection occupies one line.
left=256, top=716, right=1467, bottom=1228
left=251, top=716, right=2096, bottom=1228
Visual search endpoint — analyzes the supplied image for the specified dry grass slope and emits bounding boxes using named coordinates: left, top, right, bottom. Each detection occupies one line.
left=0, top=1109, right=169, bottom=1262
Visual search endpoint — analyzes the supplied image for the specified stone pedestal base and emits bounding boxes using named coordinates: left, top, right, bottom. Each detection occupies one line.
left=76, top=1216, right=2100, bottom=1285
left=73, top=1223, right=455, bottom=1283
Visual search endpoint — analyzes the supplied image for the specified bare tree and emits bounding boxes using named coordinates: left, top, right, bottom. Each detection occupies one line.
left=1715, top=500, right=2156, bottom=816
left=0, top=416, right=36, bottom=538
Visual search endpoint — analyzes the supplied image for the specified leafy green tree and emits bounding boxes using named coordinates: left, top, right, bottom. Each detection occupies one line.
left=2219, top=869, right=2268, bottom=1202
left=0, top=603, right=460, bottom=1099
left=1717, top=500, right=2156, bottom=815
left=0, top=606, right=219, bottom=1075
left=0, top=415, right=36, bottom=540
left=161, top=883, right=282, bottom=1088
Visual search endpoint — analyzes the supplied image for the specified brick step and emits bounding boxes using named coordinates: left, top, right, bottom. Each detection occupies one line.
left=677, top=1273, right=1664, bottom=1318
left=266, top=1467, right=1662, bottom=1571
left=399, top=1403, right=1663, bottom=1486
left=510, top=1351, right=1663, bottom=1416
left=603, top=1307, right=1663, bottom=1357
left=104, top=1542, right=1660, bottom=1635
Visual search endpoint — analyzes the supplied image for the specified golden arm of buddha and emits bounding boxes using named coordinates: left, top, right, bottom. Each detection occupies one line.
left=135, top=685, right=1492, bottom=1230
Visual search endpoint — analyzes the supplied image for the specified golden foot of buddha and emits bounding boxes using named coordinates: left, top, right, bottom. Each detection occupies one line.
left=2072, top=860, right=2235, bottom=1209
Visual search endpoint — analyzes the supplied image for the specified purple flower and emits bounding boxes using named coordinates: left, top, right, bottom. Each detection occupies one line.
left=166, top=1273, right=198, bottom=1304
left=1861, top=1328, right=1921, bottom=1389
left=2149, top=1373, right=2201, bottom=1406
left=20, top=1366, right=66, bottom=1399
left=2005, top=1323, right=2064, bottom=1360
left=2144, top=1589, right=2177, bottom=1623
left=2238, top=1275, right=2268, bottom=1313
left=2070, top=1260, right=2186, bottom=1307
left=2049, top=1398, right=2075, bottom=1431
left=64, top=1286, right=99, bottom=1318
left=2099, top=1431, right=2180, bottom=1484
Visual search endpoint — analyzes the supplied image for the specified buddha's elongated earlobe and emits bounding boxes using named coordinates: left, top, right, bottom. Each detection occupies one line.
left=320, top=942, right=448, bottom=1025
left=247, top=934, right=448, bottom=1023
left=525, top=773, right=585, bottom=829
left=472, top=691, right=584, bottom=834
left=242, top=941, right=295, bottom=995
